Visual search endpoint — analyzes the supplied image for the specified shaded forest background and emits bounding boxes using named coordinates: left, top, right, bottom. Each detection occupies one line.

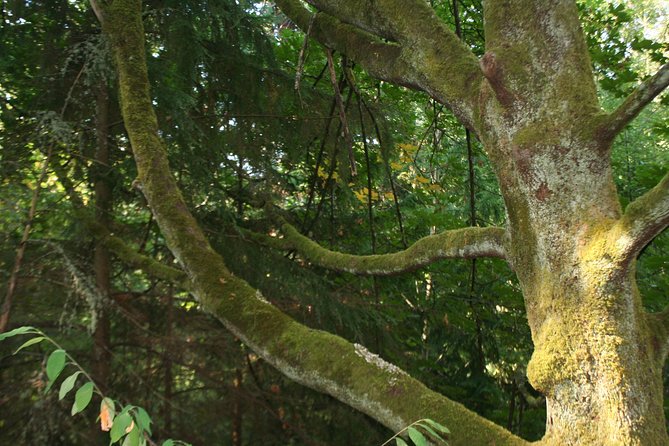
left=0, top=0, right=667, bottom=444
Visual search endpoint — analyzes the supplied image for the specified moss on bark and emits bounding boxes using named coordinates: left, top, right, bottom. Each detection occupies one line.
left=99, top=1, right=529, bottom=444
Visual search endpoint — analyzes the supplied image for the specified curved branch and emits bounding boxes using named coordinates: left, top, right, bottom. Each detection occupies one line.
left=275, top=0, right=484, bottom=132
left=270, top=216, right=507, bottom=276
left=304, top=0, right=452, bottom=44
left=611, top=172, right=669, bottom=263
left=98, top=2, right=528, bottom=444
left=276, top=0, right=415, bottom=88
left=599, top=62, right=669, bottom=138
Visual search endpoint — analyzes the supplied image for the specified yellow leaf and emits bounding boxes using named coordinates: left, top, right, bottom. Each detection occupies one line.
left=390, top=162, right=403, bottom=170
left=397, top=143, right=418, bottom=153
left=416, top=176, right=430, bottom=184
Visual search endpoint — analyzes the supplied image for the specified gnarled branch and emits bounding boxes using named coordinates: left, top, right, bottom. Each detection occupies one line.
left=275, top=0, right=484, bottom=132
left=97, top=2, right=528, bottom=444
left=599, top=62, right=669, bottom=138
left=268, top=215, right=507, bottom=276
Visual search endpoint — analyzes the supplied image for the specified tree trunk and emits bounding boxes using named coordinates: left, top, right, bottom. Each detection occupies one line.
left=95, top=0, right=669, bottom=444
left=477, top=2, right=668, bottom=442
left=501, top=139, right=666, bottom=444
left=92, top=82, right=112, bottom=392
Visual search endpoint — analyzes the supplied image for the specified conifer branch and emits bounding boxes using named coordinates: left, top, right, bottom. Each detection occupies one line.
left=96, top=3, right=529, bottom=444
left=275, top=0, right=484, bottom=132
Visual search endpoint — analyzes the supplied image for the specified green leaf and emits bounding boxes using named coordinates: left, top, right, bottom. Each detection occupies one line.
left=422, top=419, right=450, bottom=435
left=71, top=381, right=94, bottom=415
left=110, top=412, right=133, bottom=443
left=407, top=427, right=427, bottom=446
left=46, top=349, right=67, bottom=382
left=59, top=372, right=81, bottom=400
left=395, top=438, right=409, bottom=446
left=0, top=325, right=37, bottom=341
left=14, top=336, right=45, bottom=354
left=135, top=406, right=152, bottom=435
left=122, top=425, right=141, bottom=446
left=162, top=441, right=174, bottom=446
left=415, top=423, right=442, bottom=441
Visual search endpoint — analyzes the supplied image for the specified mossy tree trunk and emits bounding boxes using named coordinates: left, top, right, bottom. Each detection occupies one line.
left=93, top=0, right=669, bottom=444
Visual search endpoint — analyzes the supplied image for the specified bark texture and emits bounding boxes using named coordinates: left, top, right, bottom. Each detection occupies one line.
left=97, top=1, right=526, bottom=445
left=96, top=0, right=669, bottom=444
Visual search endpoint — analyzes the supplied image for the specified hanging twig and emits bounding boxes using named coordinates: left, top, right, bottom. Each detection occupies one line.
left=326, top=48, right=356, bottom=176
left=305, top=88, right=354, bottom=234
left=301, top=93, right=339, bottom=231
left=294, top=13, right=316, bottom=105
left=361, top=99, right=408, bottom=248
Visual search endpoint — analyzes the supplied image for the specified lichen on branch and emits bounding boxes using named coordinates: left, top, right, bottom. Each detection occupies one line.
left=268, top=213, right=507, bottom=276
left=96, top=1, right=528, bottom=444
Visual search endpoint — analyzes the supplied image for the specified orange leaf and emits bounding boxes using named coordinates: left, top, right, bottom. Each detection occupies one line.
left=100, top=401, right=113, bottom=432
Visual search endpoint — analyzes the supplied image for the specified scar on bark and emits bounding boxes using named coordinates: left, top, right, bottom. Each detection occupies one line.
left=535, top=182, right=553, bottom=201
left=480, top=52, right=516, bottom=108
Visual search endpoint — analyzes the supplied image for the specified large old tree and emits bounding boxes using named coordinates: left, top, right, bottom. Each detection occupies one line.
left=91, top=0, right=669, bottom=444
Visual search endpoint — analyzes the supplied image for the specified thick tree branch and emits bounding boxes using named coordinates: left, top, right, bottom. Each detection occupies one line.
left=612, top=171, right=669, bottom=262
left=97, top=2, right=528, bottom=444
left=304, top=0, right=448, bottom=44
left=49, top=155, right=187, bottom=287
left=267, top=214, right=507, bottom=276
left=92, top=224, right=189, bottom=286
left=599, top=62, right=669, bottom=138
left=276, top=0, right=414, bottom=88
left=275, top=0, right=484, bottom=132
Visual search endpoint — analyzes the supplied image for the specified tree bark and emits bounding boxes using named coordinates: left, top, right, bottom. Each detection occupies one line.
left=92, top=82, right=112, bottom=393
left=96, top=1, right=526, bottom=444
left=95, top=0, right=669, bottom=444
left=0, top=148, right=52, bottom=332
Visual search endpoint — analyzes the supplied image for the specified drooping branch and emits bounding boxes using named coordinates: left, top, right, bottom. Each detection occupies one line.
left=275, top=0, right=484, bottom=132
left=96, top=2, right=528, bottom=444
left=599, top=62, right=669, bottom=138
left=265, top=213, right=507, bottom=276
left=611, top=171, right=669, bottom=263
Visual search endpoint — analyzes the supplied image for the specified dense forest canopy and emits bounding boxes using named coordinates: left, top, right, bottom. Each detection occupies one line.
left=0, top=0, right=668, bottom=445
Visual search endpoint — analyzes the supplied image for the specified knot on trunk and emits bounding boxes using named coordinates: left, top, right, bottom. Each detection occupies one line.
left=480, top=52, right=516, bottom=108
